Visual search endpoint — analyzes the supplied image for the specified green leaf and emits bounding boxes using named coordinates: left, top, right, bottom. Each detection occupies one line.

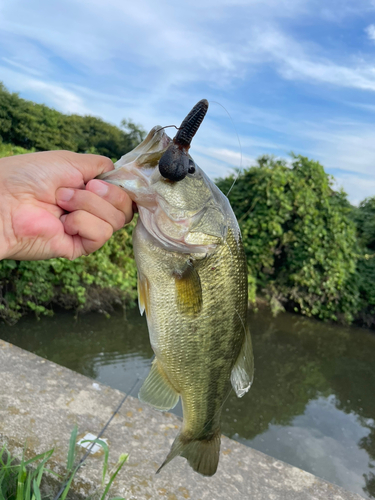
left=32, top=479, right=42, bottom=500
left=80, top=439, right=109, bottom=485
left=67, top=426, right=78, bottom=471
left=100, top=454, right=128, bottom=500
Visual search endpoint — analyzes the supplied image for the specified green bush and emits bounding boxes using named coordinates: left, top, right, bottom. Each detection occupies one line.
left=0, top=427, right=128, bottom=500
left=0, top=147, right=138, bottom=323
left=0, top=108, right=140, bottom=323
left=216, top=155, right=360, bottom=323
left=0, top=225, right=138, bottom=324
left=351, top=197, right=375, bottom=327
left=1, top=81, right=374, bottom=327
left=352, top=197, right=375, bottom=251
left=0, top=143, right=34, bottom=158
left=0, top=82, right=145, bottom=159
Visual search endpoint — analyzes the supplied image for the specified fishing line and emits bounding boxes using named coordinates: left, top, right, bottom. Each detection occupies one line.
left=154, top=125, right=179, bottom=133
left=209, top=101, right=243, bottom=197
left=52, top=358, right=154, bottom=500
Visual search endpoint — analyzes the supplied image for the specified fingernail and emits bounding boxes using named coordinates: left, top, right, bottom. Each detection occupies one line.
left=58, top=188, right=74, bottom=202
left=60, top=214, right=67, bottom=223
left=90, top=180, right=109, bottom=197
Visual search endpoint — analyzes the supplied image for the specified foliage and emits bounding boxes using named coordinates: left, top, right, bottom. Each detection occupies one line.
left=0, top=427, right=128, bottom=500
left=216, top=155, right=360, bottom=323
left=350, top=197, right=375, bottom=328
left=0, top=143, right=34, bottom=158
left=0, top=85, right=142, bottom=324
left=0, top=82, right=145, bottom=160
left=1, top=82, right=374, bottom=327
left=352, top=197, right=375, bottom=251
left=0, top=443, right=55, bottom=500
left=0, top=224, right=138, bottom=324
left=0, top=138, right=138, bottom=323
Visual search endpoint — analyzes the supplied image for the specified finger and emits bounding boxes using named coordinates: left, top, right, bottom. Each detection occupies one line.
left=57, top=151, right=115, bottom=183
left=60, top=210, right=113, bottom=256
left=56, top=187, right=126, bottom=232
left=85, top=179, right=133, bottom=224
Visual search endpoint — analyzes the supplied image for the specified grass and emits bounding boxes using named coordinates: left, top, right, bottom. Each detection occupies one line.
left=0, top=428, right=128, bottom=500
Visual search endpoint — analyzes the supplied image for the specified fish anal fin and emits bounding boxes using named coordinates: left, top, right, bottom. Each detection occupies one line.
left=157, top=431, right=220, bottom=477
left=138, top=273, right=150, bottom=316
left=174, top=261, right=202, bottom=315
left=138, top=359, right=179, bottom=411
left=231, top=328, right=254, bottom=398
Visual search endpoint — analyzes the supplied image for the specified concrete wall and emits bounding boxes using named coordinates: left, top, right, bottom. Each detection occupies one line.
left=0, top=339, right=364, bottom=500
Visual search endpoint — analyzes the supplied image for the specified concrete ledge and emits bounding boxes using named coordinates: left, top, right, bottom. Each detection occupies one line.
left=0, top=340, right=364, bottom=500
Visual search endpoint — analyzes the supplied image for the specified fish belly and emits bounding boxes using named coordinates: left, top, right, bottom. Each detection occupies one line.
left=133, top=219, right=249, bottom=475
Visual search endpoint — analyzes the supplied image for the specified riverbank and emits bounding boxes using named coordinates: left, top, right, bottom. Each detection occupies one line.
left=0, top=339, right=364, bottom=500
left=1, top=307, right=374, bottom=498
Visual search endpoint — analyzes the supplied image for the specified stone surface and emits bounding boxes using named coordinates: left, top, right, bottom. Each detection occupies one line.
left=0, top=339, right=364, bottom=500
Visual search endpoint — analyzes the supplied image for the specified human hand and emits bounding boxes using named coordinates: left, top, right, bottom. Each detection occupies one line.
left=0, top=151, right=133, bottom=261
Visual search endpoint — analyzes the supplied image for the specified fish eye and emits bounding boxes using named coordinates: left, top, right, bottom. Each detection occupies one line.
left=188, top=160, right=196, bottom=174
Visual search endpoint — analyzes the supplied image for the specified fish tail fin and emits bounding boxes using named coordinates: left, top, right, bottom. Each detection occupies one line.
left=156, top=431, right=221, bottom=477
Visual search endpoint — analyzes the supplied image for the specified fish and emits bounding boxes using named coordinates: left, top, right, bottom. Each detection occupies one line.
left=98, top=100, right=254, bottom=476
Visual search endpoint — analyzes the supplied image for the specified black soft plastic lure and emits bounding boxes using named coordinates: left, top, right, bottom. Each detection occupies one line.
left=158, top=99, right=208, bottom=182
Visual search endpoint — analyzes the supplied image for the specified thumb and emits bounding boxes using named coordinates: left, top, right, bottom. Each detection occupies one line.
left=59, top=151, right=115, bottom=183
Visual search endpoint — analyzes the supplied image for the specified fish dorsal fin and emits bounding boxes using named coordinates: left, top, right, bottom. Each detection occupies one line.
left=174, top=261, right=202, bottom=316
left=231, top=327, right=254, bottom=398
left=138, top=273, right=150, bottom=316
left=138, top=359, right=179, bottom=411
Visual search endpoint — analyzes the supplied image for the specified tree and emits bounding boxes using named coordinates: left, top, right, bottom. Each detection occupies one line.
left=216, top=155, right=360, bottom=323
left=0, top=82, right=145, bottom=159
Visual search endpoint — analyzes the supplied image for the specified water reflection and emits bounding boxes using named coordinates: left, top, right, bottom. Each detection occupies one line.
left=1, top=307, right=375, bottom=498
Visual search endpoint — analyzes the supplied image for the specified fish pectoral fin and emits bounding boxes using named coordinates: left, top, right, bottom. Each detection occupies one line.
left=138, top=273, right=150, bottom=316
left=138, top=359, right=179, bottom=411
left=174, top=261, right=202, bottom=315
left=231, top=327, right=254, bottom=398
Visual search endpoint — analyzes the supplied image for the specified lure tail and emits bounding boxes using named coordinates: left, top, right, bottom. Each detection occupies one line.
left=156, top=430, right=221, bottom=477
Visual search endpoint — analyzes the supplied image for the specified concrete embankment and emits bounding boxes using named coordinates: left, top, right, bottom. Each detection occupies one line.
left=0, top=339, right=364, bottom=500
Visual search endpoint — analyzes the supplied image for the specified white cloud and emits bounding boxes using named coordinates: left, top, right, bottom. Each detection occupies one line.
left=2, top=0, right=375, bottom=102
left=247, top=28, right=375, bottom=92
left=26, top=80, right=88, bottom=115
left=193, top=153, right=236, bottom=181
left=366, top=24, right=375, bottom=42
left=1, top=0, right=375, bottom=206
left=1, top=57, right=43, bottom=77
left=333, top=174, right=375, bottom=206
left=346, top=101, right=375, bottom=113
left=209, top=148, right=249, bottom=166
left=249, top=396, right=372, bottom=498
left=303, top=123, right=375, bottom=176
left=0, top=66, right=88, bottom=115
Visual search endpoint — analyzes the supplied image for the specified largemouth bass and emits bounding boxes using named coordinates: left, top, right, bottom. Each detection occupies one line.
left=99, top=100, right=254, bottom=476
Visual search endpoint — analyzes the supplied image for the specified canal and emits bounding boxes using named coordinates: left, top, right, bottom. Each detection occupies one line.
left=1, top=307, right=374, bottom=499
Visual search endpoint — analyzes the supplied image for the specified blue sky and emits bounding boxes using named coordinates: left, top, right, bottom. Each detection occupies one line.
left=1, top=0, right=375, bottom=204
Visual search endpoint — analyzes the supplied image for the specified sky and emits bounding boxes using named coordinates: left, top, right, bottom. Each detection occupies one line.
left=1, top=0, right=375, bottom=205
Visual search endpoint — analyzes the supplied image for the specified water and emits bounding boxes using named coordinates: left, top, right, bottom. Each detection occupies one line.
left=1, top=307, right=375, bottom=499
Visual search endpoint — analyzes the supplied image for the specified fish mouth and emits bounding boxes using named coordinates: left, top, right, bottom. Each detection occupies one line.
left=97, top=126, right=171, bottom=209
left=96, top=101, right=214, bottom=253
